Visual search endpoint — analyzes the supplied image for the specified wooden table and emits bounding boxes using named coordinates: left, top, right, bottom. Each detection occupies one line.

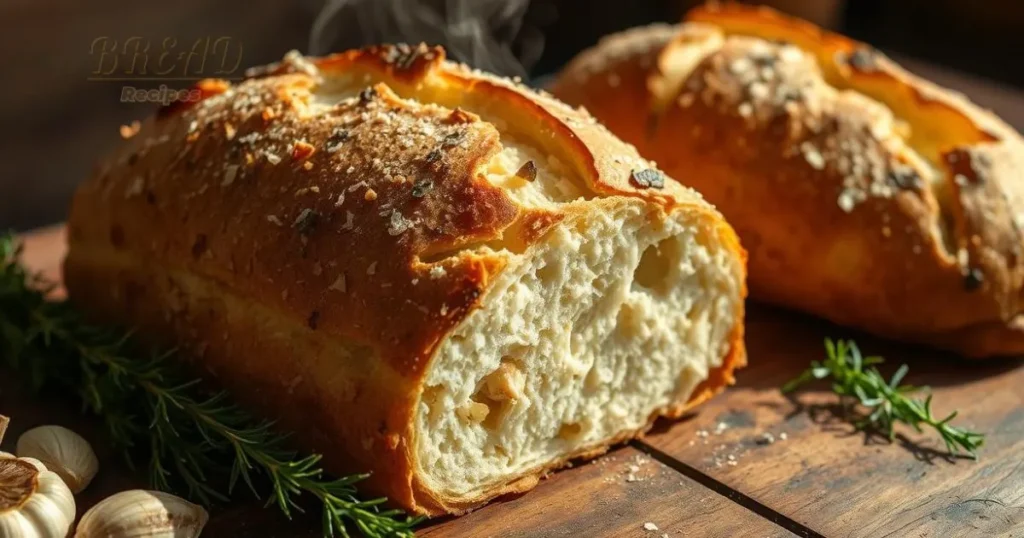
left=3, top=227, right=1023, bottom=537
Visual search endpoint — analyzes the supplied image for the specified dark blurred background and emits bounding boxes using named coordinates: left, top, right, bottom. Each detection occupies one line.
left=1, top=0, right=1022, bottom=231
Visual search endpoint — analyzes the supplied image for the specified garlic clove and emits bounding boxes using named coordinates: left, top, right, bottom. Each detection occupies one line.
left=75, top=490, right=208, bottom=538
left=0, top=455, right=76, bottom=538
left=35, top=470, right=77, bottom=526
left=17, top=425, right=99, bottom=494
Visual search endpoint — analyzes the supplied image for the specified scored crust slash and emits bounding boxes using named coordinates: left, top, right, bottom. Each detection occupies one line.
left=64, top=43, right=748, bottom=515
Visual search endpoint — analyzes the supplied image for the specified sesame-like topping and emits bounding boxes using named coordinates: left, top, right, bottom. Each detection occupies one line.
left=837, top=190, right=856, bottom=213
left=888, top=167, right=921, bottom=190
left=326, top=129, right=350, bottom=152
left=388, top=210, right=414, bottom=236
left=630, top=168, right=664, bottom=189
left=442, top=132, right=464, bottom=148
left=359, top=87, right=378, bottom=104
left=845, top=47, right=880, bottom=72
left=222, top=165, right=239, bottom=187
left=801, top=142, right=826, bottom=170
left=424, top=149, right=443, bottom=163
left=382, top=43, right=433, bottom=70
left=293, top=208, right=320, bottom=234
left=412, top=179, right=433, bottom=198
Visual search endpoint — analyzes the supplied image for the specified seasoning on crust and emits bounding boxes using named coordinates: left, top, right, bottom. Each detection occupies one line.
left=552, top=4, right=1024, bottom=357
left=64, top=44, right=747, bottom=515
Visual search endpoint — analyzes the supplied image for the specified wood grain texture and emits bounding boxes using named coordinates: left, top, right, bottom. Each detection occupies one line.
left=643, top=306, right=1024, bottom=538
left=4, top=227, right=1024, bottom=537
left=419, top=446, right=793, bottom=538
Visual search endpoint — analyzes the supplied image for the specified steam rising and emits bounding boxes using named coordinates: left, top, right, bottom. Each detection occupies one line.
left=309, top=0, right=544, bottom=78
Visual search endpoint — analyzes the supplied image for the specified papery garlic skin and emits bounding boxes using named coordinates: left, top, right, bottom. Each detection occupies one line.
left=0, top=453, right=76, bottom=538
left=17, top=425, right=99, bottom=494
left=75, top=490, right=208, bottom=538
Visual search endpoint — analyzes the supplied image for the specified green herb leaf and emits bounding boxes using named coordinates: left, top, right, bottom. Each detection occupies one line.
left=783, top=338, right=985, bottom=459
left=0, top=232, right=421, bottom=537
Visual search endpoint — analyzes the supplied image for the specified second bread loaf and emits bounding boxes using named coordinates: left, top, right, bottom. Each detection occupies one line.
left=553, top=4, right=1024, bottom=357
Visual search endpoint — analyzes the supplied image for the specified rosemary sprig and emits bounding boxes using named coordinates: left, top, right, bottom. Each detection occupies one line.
left=783, top=338, right=985, bottom=458
left=0, top=233, right=421, bottom=537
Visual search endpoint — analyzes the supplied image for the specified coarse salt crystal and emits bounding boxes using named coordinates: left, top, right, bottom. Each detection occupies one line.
left=729, top=57, right=753, bottom=75
left=779, top=45, right=803, bottom=64
left=837, top=191, right=856, bottom=213
left=748, top=82, right=769, bottom=102
left=801, top=142, right=825, bottom=170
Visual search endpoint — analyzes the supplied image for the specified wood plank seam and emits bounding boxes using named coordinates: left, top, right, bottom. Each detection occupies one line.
left=630, top=440, right=827, bottom=538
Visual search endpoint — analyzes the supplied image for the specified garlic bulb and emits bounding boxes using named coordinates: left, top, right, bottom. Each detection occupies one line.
left=16, top=425, right=99, bottom=494
left=0, top=452, right=77, bottom=538
left=75, top=490, right=208, bottom=538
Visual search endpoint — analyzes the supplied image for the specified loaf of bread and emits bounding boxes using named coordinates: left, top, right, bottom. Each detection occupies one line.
left=64, top=45, right=747, bottom=515
left=552, top=4, right=1024, bottom=357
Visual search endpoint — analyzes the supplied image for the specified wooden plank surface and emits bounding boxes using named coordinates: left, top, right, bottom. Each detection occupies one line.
left=420, top=446, right=792, bottom=538
left=4, top=227, right=1024, bottom=538
left=643, top=310, right=1024, bottom=538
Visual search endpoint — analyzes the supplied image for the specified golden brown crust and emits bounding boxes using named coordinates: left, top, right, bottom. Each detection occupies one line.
left=552, top=4, right=1024, bottom=357
left=65, top=44, right=746, bottom=515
